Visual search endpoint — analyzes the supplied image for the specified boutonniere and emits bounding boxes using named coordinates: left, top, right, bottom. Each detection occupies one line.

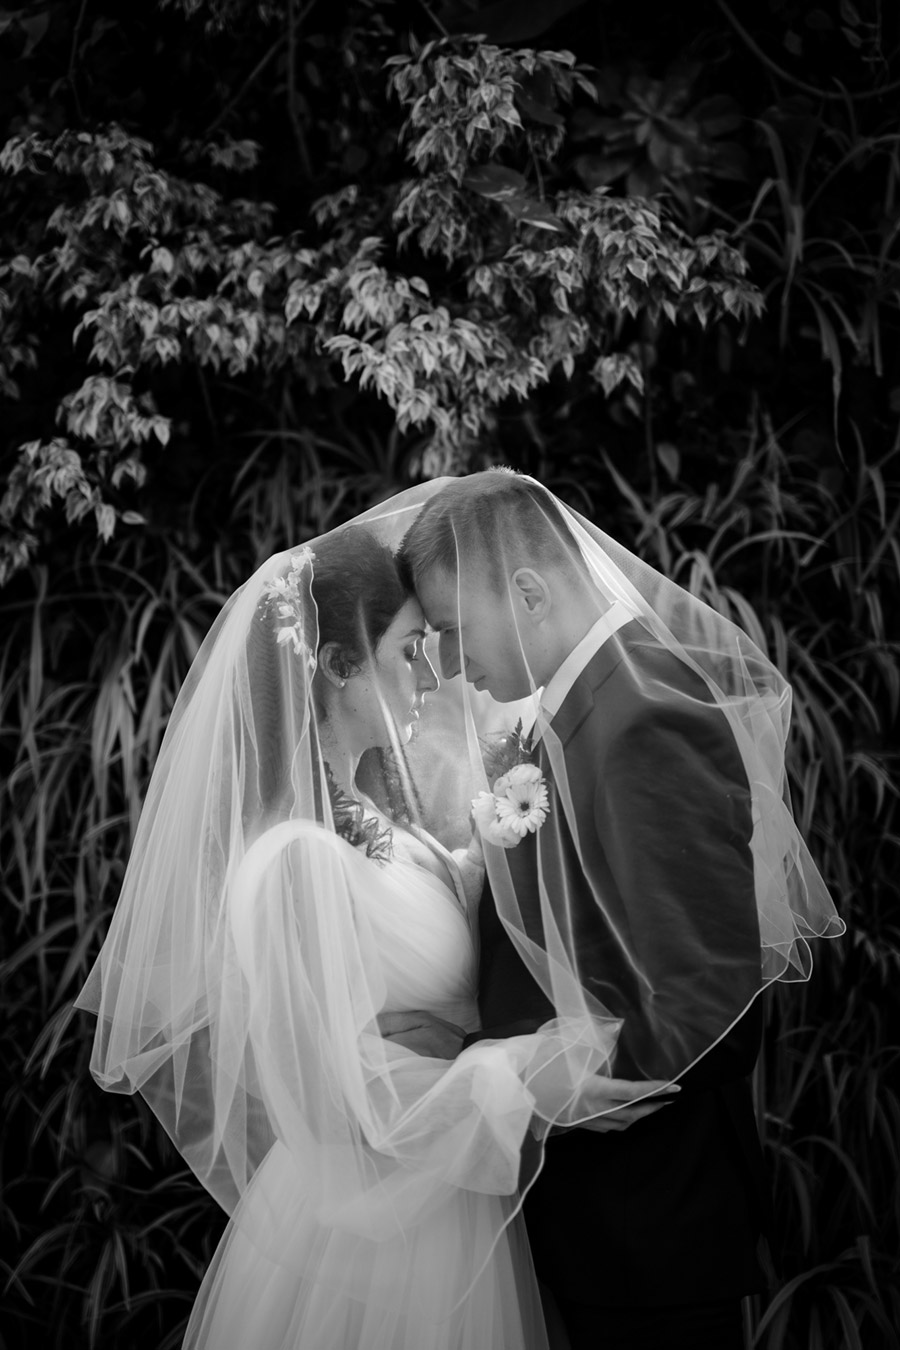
left=472, top=719, right=550, bottom=849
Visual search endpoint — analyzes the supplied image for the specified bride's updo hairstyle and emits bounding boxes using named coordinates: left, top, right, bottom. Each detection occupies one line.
left=247, top=528, right=412, bottom=829
left=309, top=528, right=418, bottom=851
left=310, top=527, right=413, bottom=680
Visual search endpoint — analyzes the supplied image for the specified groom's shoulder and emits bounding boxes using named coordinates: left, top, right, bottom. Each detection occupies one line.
left=578, top=627, right=726, bottom=744
left=582, top=623, right=703, bottom=706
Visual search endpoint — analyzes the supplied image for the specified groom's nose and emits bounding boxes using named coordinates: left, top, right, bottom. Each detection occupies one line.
left=438, top=632, right=461, bottom=680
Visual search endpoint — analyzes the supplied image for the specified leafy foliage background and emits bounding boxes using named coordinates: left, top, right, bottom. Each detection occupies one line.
left=1, top=1, right=898, bottom=1347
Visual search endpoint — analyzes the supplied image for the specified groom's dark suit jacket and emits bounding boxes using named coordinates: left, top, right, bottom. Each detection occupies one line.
left=469, top=623, right=770, bottom=1309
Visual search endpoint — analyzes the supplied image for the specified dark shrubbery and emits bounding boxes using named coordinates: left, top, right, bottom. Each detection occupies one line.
left=2, top=1, right=897, bottom=1345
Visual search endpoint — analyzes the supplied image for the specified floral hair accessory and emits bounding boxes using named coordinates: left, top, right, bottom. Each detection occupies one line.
left=262, top=547, right=316, bottom=662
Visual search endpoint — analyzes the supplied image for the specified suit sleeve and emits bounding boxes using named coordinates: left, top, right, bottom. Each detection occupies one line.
left=589, top=697, right=762, bottom=1082
left=462, top=874, right=556, bottom=1049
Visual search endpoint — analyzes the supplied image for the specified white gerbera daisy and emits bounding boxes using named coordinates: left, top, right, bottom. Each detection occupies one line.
left=472, top=760, right=550, bottom=848
left=487, top=764, right=548, bottom=837
left=494, top=771, right=549, bottom=837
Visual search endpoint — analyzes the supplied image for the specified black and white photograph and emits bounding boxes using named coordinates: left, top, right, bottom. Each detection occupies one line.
left=1, top=2, right=896, bottom=1347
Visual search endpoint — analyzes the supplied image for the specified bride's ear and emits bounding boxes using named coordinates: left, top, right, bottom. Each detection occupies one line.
left=318, top=641, right=353, bottom=688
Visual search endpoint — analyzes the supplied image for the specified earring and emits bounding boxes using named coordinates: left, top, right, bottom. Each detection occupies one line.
left=338, top=678, right=347, bottom=688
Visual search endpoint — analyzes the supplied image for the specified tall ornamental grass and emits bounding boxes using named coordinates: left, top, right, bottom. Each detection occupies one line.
left=2, top=2, right=898, bottom=1346
left=3, top=414, right=897, bottom=1348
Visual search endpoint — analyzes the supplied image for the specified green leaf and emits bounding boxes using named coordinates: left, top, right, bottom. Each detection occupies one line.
left=19, top=10, right=49, bottom=57
left=505, top=195, right=566, bottom=232
left=445, top=0, right=588, bottom=44
left=515, top=92, right=564, bottom=128
left=709, top=141, right=749, bottom=182
left=805, top=8, right=834, bottom=31
left=657, top=442, right=680, bottom=480
left=462, top=164, right=528, bottom=199
left=626, top=163, right=663, bottom=198
left=574, top=153, right=633, bottom=188
left=690, top=95, right=743, bottom=138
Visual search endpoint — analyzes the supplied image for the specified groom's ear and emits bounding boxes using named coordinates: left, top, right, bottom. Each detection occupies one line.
left=510, top=568, right=551, bottom=620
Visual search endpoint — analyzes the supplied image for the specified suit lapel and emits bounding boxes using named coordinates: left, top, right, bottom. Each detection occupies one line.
left=480, top=621, right=644, bottom=1006
left=546, top=618, right=642, bottom=749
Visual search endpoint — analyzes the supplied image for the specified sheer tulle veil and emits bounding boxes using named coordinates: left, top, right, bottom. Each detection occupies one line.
left=75, top=474, right=844, bottom=1297
left=396, top=475, right=844, bottom=1080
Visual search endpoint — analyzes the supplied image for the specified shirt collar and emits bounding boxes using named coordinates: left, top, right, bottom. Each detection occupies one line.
left=531, top=602, right=634, bottom=740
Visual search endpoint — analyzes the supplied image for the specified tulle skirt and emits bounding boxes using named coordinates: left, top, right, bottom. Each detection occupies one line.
left=183, top=1140, right=549, bottom=1350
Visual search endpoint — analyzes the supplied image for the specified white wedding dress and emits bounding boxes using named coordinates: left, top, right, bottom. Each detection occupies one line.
left=182, top=838, right=550, bottom=1350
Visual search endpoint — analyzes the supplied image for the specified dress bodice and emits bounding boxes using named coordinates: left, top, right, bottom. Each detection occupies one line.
left=359, top=846, right=480, bottom=1034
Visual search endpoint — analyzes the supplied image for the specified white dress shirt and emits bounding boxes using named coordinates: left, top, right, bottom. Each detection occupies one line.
left=530, top=601, right=635, bottom=744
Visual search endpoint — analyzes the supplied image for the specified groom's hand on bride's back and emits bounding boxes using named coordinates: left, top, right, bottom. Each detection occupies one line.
left=568, top=1077, right=680, bottom=1133
left=377, top=1010, right=467, bottom=1059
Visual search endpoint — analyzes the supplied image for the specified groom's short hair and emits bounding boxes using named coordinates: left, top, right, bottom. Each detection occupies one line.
left=398, top=469, right=587, bottom=590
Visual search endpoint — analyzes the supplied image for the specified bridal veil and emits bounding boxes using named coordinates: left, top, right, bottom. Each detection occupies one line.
left=75, top=474, right=843, bottom=1284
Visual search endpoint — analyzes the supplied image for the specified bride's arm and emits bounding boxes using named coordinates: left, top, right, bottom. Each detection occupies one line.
left=377, top=1009, right=467, bottom=1058
left=450, top=833, right=485, bottom=908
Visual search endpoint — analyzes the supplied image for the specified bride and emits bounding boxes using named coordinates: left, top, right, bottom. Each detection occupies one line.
left=75, top=505, right=617, bottom=1350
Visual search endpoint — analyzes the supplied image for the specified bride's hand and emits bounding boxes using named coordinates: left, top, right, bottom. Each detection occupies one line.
left=463, top=834, right=484, bottom=867
left=377, top=1009, right=467, bottom=1059
left=450, top=838, right=485, bottom=908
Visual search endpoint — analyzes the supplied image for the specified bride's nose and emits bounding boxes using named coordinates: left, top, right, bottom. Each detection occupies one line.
left=418, top=654, right=439, bottom=692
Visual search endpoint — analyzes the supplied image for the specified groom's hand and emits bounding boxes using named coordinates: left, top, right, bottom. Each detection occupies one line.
left=569, top=1077, right=680, bottom=1133
left=377, top=1010, right=467, bottom=1059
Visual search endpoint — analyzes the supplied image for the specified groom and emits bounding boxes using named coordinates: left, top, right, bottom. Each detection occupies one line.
left=397, top=470, right=769, bottom=1350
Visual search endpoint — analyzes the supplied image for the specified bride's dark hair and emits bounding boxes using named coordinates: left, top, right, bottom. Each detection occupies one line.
left=248, top=528, right=415, bottom=848
left=309, top=528, right=420, bottom=856
left=311, top=527, right=412, bottom=676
